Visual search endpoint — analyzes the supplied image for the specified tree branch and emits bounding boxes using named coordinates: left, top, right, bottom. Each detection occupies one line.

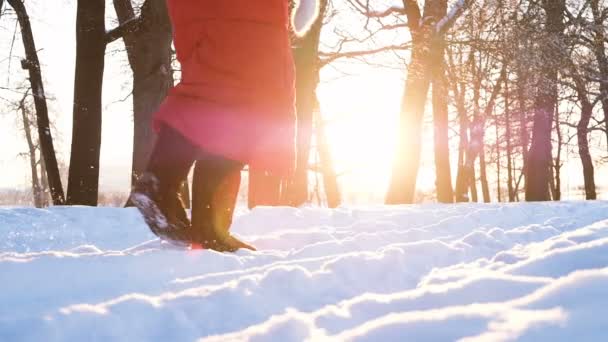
left=105, top=16, right=142, bottom=44
left=402, top=0, right=422, bottom=32
left=320, top=43, right=411, bottom=66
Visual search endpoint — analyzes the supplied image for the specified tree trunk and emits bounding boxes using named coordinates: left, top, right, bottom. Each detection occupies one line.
left=454, top=52, right=483, bottom=203
left=248, top=171, right=282, bottom=209
left=432, top=72, right=454, bottom=203
left=387, top=0, right=471, bottom=204
left=525, top=0, right=564, bottom=201
left=279, top=0, right=327, bottom=207
left=470, top=167, right=478, bottom=202
left=548, top=164, right=557, bottom=200
left=67, top=0, right=106, bottom=205
left=113, top=0, right=173, bottom=188
left=428, top=0, right=453, bottom=203
left=18, top=93, right=44, bottom=207
left=316, top=110, right=341, bottom=208
left=515, top=61, right=529, bottom=195
left=495, top=119, right=501, bottom=202
left=386, top=1, right=426, bottom=205
left=571, top=67, right=597, bottom=200
left=553, top=107, right=562, bottom=201
left=386, top=39, right=432, bottom=204
left=590, top=0, right=608, bottom=151
left=577, top=112, right=595, bottom=200
left=505, top=81, right=515, bottom=202
left=8, top=0, right=65, bottom=205
left=479, top=149, right=490, bottom=203
left=39, top=156, right=50, bottom=206
left=450, top=51, right=470, bottom=202
left=454, top=85, right=469, bottom=202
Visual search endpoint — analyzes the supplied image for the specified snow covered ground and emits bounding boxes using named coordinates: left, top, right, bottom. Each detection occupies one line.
left=2, top=202, right=608, bottom=341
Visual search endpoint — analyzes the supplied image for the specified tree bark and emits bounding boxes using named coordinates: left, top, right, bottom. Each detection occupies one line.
left=8, top=0, right=65, bottom=205
left=525, top=0, right=565, bottom=201
left=66, top=0, right=106, bottom=205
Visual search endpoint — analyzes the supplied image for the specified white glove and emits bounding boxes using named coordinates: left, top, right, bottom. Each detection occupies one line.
left=291, top=0, right=320, bottom=37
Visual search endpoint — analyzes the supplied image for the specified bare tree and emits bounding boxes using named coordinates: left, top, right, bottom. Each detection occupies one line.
left=113, top=0, right=173, bottom=189
left=16, top=89, right=47, bottom=207
left=385, top=0, right=471, bottom=204
left=427, top=0, right=454, bottom=203
left=6, top=0, right=65, bottom=205
left=589, top=0, right=608, bottom=150
left=454, top=64, right=507, bottom=202
left=67, top=0, right=154, bottom=206
left=315, top=102, right=341, bottom=208
left=568, top=58, right=597, bottom=199
left=263, top=0, right=329, bottom=208
left=525, top=0, right=566, bottom=201
left=66, top=0, right=106, bottom=205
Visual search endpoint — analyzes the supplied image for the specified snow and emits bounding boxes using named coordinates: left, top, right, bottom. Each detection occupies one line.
left=2, top=202, right=608, bottom=341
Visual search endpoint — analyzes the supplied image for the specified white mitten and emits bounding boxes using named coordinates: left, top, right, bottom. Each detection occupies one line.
left=291, top=0, right=320, bottom=37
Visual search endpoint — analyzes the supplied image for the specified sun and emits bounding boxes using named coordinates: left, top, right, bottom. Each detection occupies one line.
left=316, top=71, right=398, bottom=195
left=317, top=70, right=440, bottom=198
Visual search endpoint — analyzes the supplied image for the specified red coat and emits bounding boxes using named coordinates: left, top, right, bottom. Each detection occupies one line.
left=154, top=0, right=296, bottom=176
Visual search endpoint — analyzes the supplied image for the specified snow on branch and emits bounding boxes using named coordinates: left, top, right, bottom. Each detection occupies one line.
left=436, top=0, right=472, bottom=34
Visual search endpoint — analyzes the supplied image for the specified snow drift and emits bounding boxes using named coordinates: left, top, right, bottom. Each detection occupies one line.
left=1, top=202, right=608, bottom=341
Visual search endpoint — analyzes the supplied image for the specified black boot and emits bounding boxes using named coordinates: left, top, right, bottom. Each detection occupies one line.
left=191, top=156, right=256, bottom=252
left=131, top=173, right=192, bottom=244
left=131, top=125, right=196, bottom=244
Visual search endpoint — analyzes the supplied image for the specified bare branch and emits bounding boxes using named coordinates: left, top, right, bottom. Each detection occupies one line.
left=105, top=16, right=142, bottom=44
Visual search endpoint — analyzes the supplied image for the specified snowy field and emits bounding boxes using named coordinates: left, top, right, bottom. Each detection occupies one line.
left=2, top=202, right=608, bottom=341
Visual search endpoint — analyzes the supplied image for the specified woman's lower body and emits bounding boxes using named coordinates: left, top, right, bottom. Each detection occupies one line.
left=131, top=124, right=255, bottom=251
left=132, top=12, right=296, bottom=251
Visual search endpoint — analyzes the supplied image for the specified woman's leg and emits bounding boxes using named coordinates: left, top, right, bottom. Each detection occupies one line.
left=191, top=156, right=255, bottom=251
